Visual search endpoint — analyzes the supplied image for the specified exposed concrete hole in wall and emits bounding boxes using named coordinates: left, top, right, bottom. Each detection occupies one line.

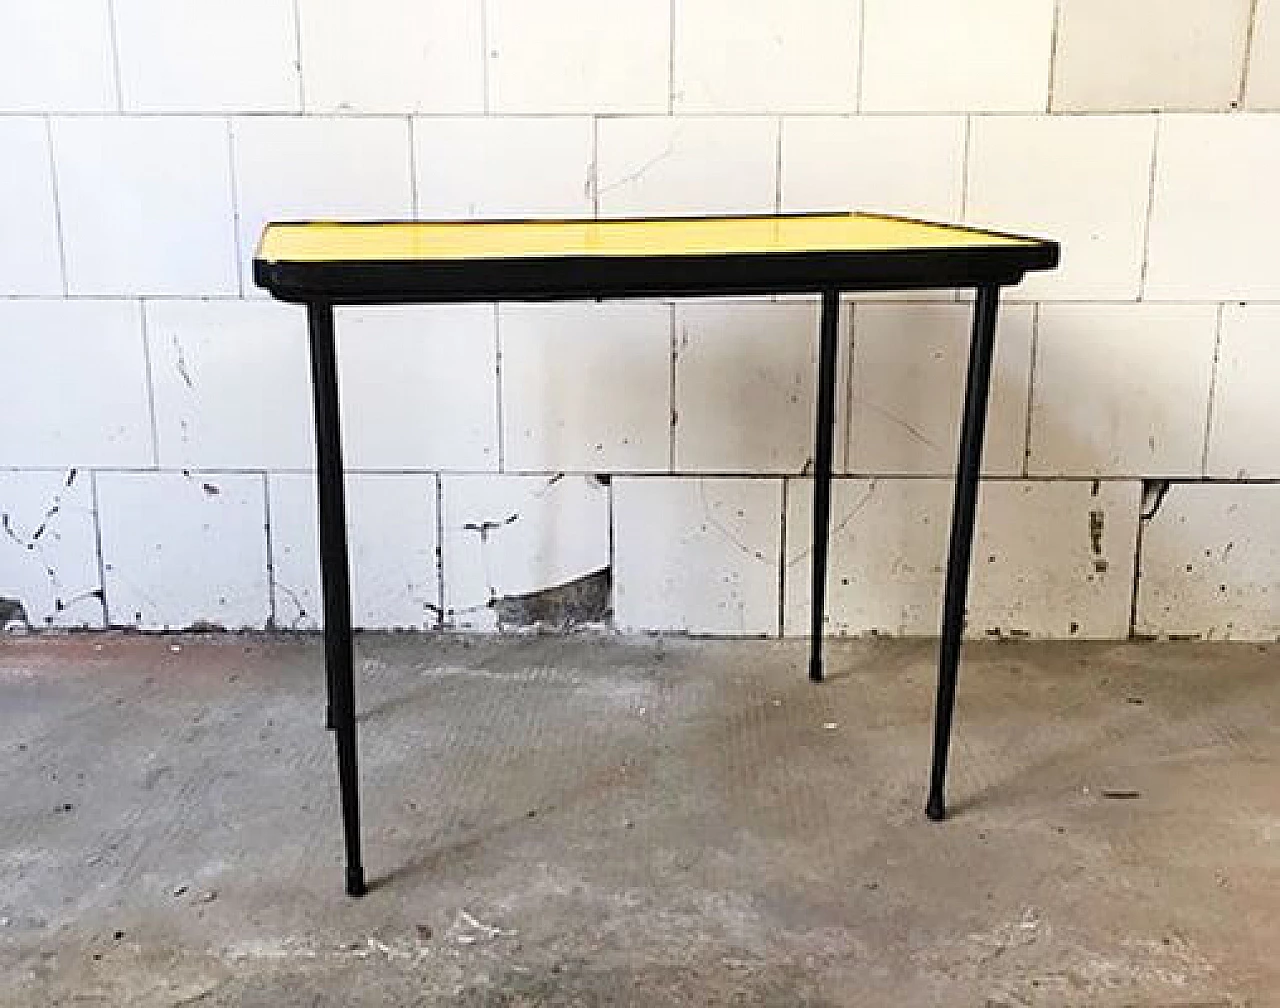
left=492, top=567, right=611, bottom=632
left=1140, top=480, right=1172, bottom=522
left=1, top=597, right=30, bottom=633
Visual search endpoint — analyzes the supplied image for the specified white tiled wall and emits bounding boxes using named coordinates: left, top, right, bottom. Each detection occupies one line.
left=4, top=0, right=1279, bottom=640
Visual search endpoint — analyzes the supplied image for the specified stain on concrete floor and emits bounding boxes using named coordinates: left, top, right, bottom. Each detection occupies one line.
left=0, top=635, right=1275, bottom=1006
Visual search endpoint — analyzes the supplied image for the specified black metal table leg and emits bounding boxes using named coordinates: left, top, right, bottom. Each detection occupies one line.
left=926, top=285, right=1001, bottom=822
left=306, top=301, right=367, bottom=897
left=809, top=289, right=842, bottom=683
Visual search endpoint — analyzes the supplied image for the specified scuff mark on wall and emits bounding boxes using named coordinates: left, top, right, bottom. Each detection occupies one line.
left=173, top=335, right=195, bottom=389
left=1141, top=479, right=1172, bottom=521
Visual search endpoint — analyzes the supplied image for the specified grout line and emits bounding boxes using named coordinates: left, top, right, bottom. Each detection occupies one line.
left=88, top=469, right=111, bottom=628
left=1201, top=303, right=1226, bottom=476
left=1045, top=0, right=1064, bottom=113
left=668, top=303, right=679, bottom=470
left=854, top=0, right=867, bottom=112
left=137, top=300, right=161, bottom=468
left=43, top=116, right=70, bottom=296
left=434, top=473, right=446, bottom=629
left=1239, top=0, right=1263, bottom=108
left=407, top=115, right=420, bottom=219
left=668, top=0, right=677, bottom=114
left=1022, top=303, right=1041, bottom=478
left=773, top=116, right=784, bottom=213
left=104, top=0, right=125, bottom=111
left=1136, top=114, right=1162, bottom=301
left=290, top=0, right=306, bottom=111
left=842, top=302, right=857, bottom=472
left=777, top=477, right=788, bottom=637
left=225, top=118, right=245, bottom=297
left=262, top=471, right=276, bottom=628
left=959, top=114, right=973, bottom=220
left=493, top=304, right=505, bottom=472
left=480, top=0, right=492, bottom=114
left=591, top=116, right=601, bottom=218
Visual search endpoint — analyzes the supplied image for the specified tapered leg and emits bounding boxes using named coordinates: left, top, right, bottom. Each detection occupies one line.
left=926, top=285, right=1001, bottom=822
left=306, top=302, right=367, bottom=897
left=809, top=289, right=842, bottom=683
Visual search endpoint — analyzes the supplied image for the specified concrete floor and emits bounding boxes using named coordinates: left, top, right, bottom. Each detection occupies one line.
left=0, top=635, right=1276, bottom=1006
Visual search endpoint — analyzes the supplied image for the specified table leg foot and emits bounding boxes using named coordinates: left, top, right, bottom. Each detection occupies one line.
left=925, top=792, right=947, bottom=822
left=809, top=655, right=824, bottom=683
left=346, top=866, right=368, bottom=897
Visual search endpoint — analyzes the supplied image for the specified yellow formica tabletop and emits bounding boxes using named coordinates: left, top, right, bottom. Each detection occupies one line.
left=253, top=213, right=1058, bottom=303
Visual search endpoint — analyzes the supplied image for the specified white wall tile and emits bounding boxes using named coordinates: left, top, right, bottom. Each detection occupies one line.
left=487, top=0, right=669, bottom=113
left=967, top=115, right=1157, bottom=300
left=232, top=116, right=414, bottom=296
left=97, top=472, right=269, bottom=630
left=861, top=0, right=1055, bottom=112
left=1030, top=303, right=1218, bottom=477
left=145, top=300, right=313, bottom=470
left=299, top=0, right=483, bottom=113
left=0, top=470, right=103, bottom=629
left=54, top=117, right=238, bottom=296
left=672, top=0, right=859, bottom=113
left=849, top=302, right=1034, bottom=476
left=1145, top=115, right=1280, bottom=300
left=268, top=473, right=438, bottom=630
left=0, top=118, right=62, bottom=295
left=1137, top=484, right=1280, bottom=640
left=114, top=0, right=299, bottom=112
left=1248, top=0, right=1280, bottom=108
left=673, top=300, right=821, bottom=473
left=1205, top=305, right=1280, bottom=479
left=614, top=477, right=782, bottom=635
left=596, top=117, right=778, bottom=217
left=780, top=116, right=964, bottom=218
left=335, top=306, right=498, bottom=471
left=784, top=478, right=1137, bottom=637
left=441, top=474, right=610, bottom=631
left=0, top=300, right=152, bottom=468
left=500, top=302, right=671, bottom=472
left=414, top=117, right=594, bottom=220
left=0, top=1, right=116, bottom=112
left=1053, top=0, right=1251, bottom=112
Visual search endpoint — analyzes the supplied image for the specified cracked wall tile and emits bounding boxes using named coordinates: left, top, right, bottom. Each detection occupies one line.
left=441, top=474, right=610, bottom=631
left=97, top=472, right=269, bottom=630
left=114, top=0, right=298, bottom=112
left=0, top=470, right=103, bottom=630
left=967, top=115, right=1157, bottom=300
left=861, top=0, right=1054, bottom=112
left=0, top=0, right=115, bottom=111
left=232, top=116, right=414, bottom=297
left=1206, top=305, right=1280, bottom=479
left=673, top=299, right=827, bottom=474
left=672, top=0, right=860, bottom=113
left=1030, top=304, right=1218, bottom=478
left=0, top=300, right=152, bottom=468
left=336, top=306, right=499, bottom=471
left=413, top=117, right=595, bottom=220
left=1145, top=115, right=1280, bottom=300
left=780, top=115, right=964, bottom=220
left=486, top=0, right=668, bottom=114
left=298, top=0, right=483, bottom=113
left=849, top=303, right=1033, bottom=476
left=269, top=474, right=439, bottom=630
left=614, top=477, right=782, bottom=635
left=146, top=300, right=314, bottom=470
left=53, top=117, right=238, bottom=296
left=0, top=118, right=62, bottom=295
left=1136, top=484, right=1280, bottom=640
left=784, top=479, right=1138, bottom=638
left=596, top=117, right=778, bottom=218
left=500, top=302, right=670, bottom=472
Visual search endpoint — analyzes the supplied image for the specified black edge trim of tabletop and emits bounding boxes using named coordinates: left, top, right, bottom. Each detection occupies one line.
left=254, top=243, right=1060, bottom=305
